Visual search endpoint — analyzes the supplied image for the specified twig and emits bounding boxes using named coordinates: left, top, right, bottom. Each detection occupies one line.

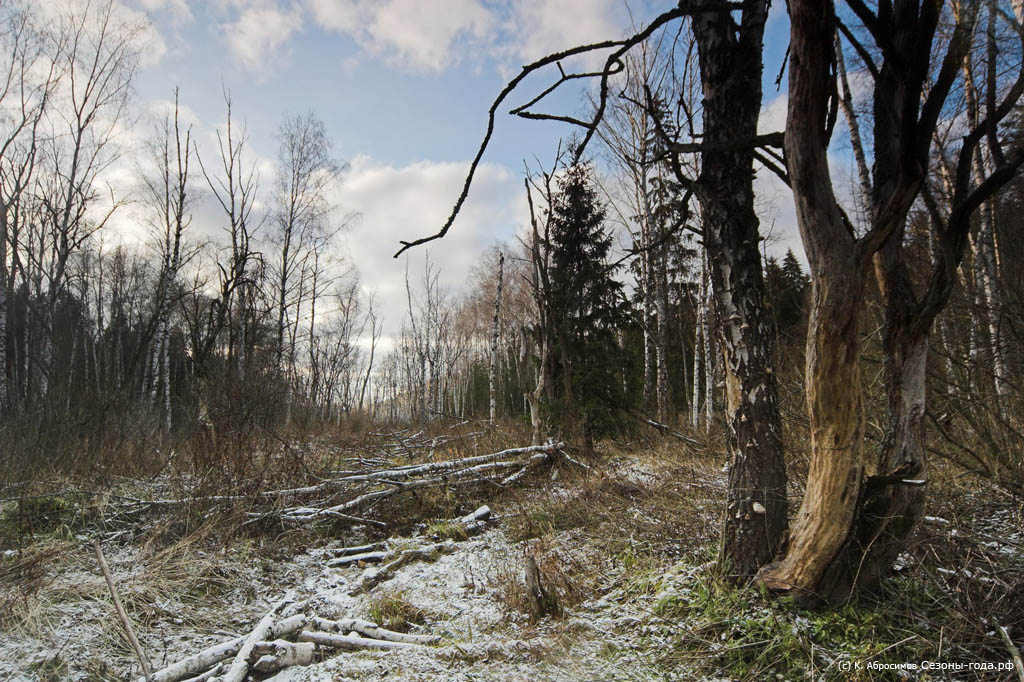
left=999, top=625, right=1024, bottom=682
left=94, top=540, right=153, bottom=681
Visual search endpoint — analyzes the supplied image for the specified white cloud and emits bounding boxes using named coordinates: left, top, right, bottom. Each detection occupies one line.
left=755, top=92, right=803, bottom=265
left=32, top=0, right=169, bottom=68
left=499, top=0, right=625, bottom=70
left=130, top=0, right=193, bottom=23
left=307, top=0, right=494, bottom=72
left=223, top=1, right=303, bottom=72
left=334, top=155, right=526, bottom=337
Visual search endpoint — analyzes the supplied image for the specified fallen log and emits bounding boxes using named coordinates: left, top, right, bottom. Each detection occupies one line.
left=296, top=630, right=427, bottom=651
left=500, top=452, right=551, bottom=486
left=457, top=504, right=492, bottom=536
left=214, top=598, right=290, bottom=682
left=139, top=614, right=308, bottom=682
left=329, top=542, right=383, bottom=557
left=350, top=541, right=456, bottom=595
left=341, top=443, right=562, bottom=484
left=311, top=616, right=440, bottom=644
left=273, top=453, right=552, bottom=524
left=180, top=663, right=223, bottom=682
left=250, top=640, right=315, bottom=673
left=326, top=549, right=392, bottom=568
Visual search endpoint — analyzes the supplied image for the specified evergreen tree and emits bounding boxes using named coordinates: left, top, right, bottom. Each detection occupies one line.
left=764, top=249, right=809, bottom=334
left=546, top=159, right=627, bottom=444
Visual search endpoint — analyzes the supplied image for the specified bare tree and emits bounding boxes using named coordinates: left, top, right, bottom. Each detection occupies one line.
left=29, top=0, right=142, bottom=401
left=195, top=91, right=262, bottom=376
left=271, top=112, right=342, bottom=422
left=140, top=89, right=193, bottom=430
left=0, top=1, right=60, bottom=410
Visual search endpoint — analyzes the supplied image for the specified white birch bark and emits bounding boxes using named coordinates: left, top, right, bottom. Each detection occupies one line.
left=217, top=599, right=289, bottom=682
left=691, top=307, right=702, bottom=429
left=489, top=251, right=504, bottom=424
left=963, top=46, right=1008, bottom=412
left=654, top=245, right=670, bottom=423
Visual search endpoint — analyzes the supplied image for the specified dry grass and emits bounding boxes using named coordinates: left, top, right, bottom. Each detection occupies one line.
left=1, top=418, right=1020, bottom=681
left=499, top=437, right=725, bottom=561
left=366, top=589, right=432, bottom=632
left=495, top=537, right=589, bottom=621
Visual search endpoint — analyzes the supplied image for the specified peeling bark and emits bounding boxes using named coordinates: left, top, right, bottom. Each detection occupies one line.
left=689, top=2, right=788, bottom=578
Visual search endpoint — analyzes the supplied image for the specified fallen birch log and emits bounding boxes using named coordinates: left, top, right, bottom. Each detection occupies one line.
left=500, top=452, right=551, bottom=486
left=213, top=598, right=291, bottom=682
left=311, top=616, right=440, bottom=644
left=350, top=541, right=456, bottom=595
left=180, top=663, right=223, bottom=682
left=139, top=614, right=308, bottom=682
left=250, top=640, right=315, bottom=673
left=458, top=504, right=492, bottom=535
left=274, top=455, right=548, bottom=523
left=296, top=630, right=427, bottom=651
left=341, top=443, right=563, bottom=484
left=329, top=542, right=383, bottom=557
left=327, top=549, right=392, bottom=567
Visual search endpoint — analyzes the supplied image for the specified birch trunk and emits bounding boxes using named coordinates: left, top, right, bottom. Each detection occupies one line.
left=162, top=320, right=172, bottom=430
left=527, top=333, right=548, bottom=446
left=654, top=243, right=670, bottom=424
left=691, top=2, right=788, bottom=576
left=489, top=252, right=504, bottom=424
left=641, top=185, right=656, bottom=412
left=691, top=301, right=702, bottom=429
left=961, top=45, right=1008, bottom=410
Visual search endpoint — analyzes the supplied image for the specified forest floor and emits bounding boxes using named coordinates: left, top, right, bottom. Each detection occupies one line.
left=1, top=427, right=1022, bottom=681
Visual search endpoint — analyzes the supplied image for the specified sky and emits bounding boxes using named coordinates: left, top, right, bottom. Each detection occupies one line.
left=99, top=0, right=802, bottom=346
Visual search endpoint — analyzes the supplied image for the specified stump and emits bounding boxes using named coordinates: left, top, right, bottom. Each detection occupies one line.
left=524, top=555, right=559, bottom=621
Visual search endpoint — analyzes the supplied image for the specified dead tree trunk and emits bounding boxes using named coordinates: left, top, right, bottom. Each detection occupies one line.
left=489, top=251, right=504, bottom=424
left=759, top=0, right=1023, bottom=604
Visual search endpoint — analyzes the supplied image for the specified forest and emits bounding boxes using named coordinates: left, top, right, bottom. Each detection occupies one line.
left=1, top=0, right=1023, bottom=680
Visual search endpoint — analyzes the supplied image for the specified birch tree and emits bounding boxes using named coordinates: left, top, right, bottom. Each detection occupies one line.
left=489, top=250, right=503, bottom=424
left=32, top=0, right=141, bottom=401
left=0, top=1, right=59, bottom=410
left=195, top=93, right=262, bottom=376
left=141, top=90, right=192, bottom=430
left=272, top=112, right=342, bottom=421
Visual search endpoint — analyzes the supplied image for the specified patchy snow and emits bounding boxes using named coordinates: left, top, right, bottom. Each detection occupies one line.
left=0, top=454, right=736, bottom=681
left=0, top=515, right=706, bottom=681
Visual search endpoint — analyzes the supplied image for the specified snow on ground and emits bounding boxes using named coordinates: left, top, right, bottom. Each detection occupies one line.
left=0, top=524, right=700, bottom=682
left=0, top=454, right=720, bottom=681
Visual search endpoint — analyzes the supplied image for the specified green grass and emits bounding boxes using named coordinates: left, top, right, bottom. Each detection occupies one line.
left=649, top=572, right=949, bottom=681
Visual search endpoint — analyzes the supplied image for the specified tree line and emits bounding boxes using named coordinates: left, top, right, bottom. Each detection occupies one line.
left=0, top=1, right=370, bottom=472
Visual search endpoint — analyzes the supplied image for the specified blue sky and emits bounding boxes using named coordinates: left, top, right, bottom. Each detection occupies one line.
left=107, top=0, right=800, bottom=342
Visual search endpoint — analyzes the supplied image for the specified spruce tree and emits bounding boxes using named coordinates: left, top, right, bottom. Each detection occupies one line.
left=546, top=159, right=626, bottom=446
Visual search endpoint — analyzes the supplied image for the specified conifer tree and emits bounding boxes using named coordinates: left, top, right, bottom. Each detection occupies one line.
left=546, top=159, right=626, bottom=446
